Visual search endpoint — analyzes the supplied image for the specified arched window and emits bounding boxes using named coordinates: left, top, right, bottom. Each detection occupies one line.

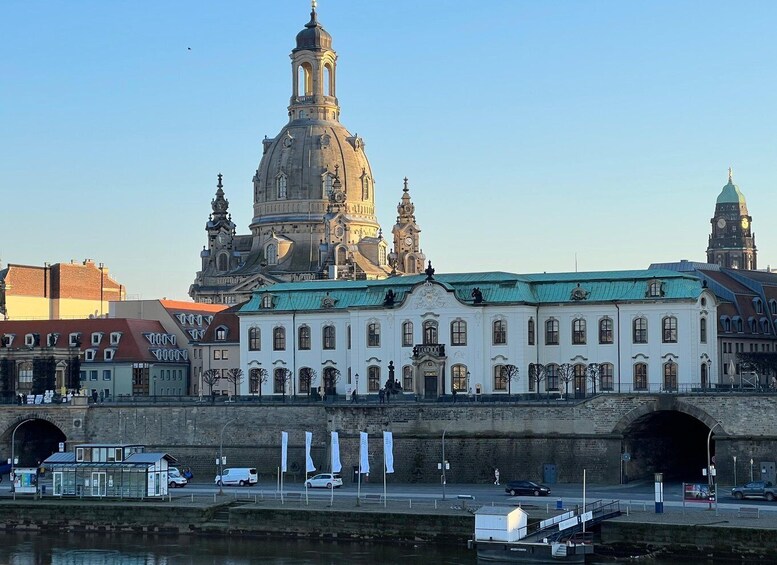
left=572, top=319, right=586, bottom=345
left=600, top=363, right=614, bottom=391
left=273, top=327, right=286, bottom=351
left=323, top=325, right=336, bottom=350
left=754, top=298, right=764, bottom=314
left=362, top=175, right=370, bottom=200
left=599, top=317, right=613, bottom=344
left=545, top=319, right=559, bottom=345
left=217, top=253, right=228, bottom=272
left=378, top=246, right=386, bottom=266
left=662, top=316, right=678, bottom=343
left=323, top=63, right=333, bottom=96
left=574, top=364, right=586, bottom=396
left=297, top=62, right=312, bottom=96
left=527, top=318, right=535, bottom=345
left=546, top=364, right=559, bottom=391
left=273, top=368, right=287, bottom=394
left=451, top=364, right=468, bottom=393
left=648, top=281, right=663, bottom=297
left=633, top=363, right=648, bottom=391
left=297, top=325, right=311, bottom=350
left=323, top=367, right=339, bottom=395
left=368, top=366, right=380, bottom=392
left=367, top=322, right=380, bottom=347
left=493, top=319, right=507, bottom=345
left=266, top=244, right=278, bottom=266
left=770, top=300, right=777, bottom=316
left=276, top=175, right=287, bottom=199
left=402, top=365, right=413, bottom=391
left=493, top=365, right=507, bottom=391
left=633, top=317, right=648, bottom=344
left=451, top=320, right=467, bottom=346
left=700, top=362, right=708, bottom=389
left=299, top=367, right=313, bottom=395
left=249, top=369, right=261, bottom=394
left=402, top=321, right=413, bottom=347
left=700, top=317, right=707, bottom=343
left=248, top=327, right=261, bottom=351
left=323, top=173, right=335, bottom=198
left=663, top=361, right=678, bottom=391
left=423, top=320, right=438, bottom=345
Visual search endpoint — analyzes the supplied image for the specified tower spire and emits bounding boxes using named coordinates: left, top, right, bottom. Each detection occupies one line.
left=728, top=166, right=733, bottom=184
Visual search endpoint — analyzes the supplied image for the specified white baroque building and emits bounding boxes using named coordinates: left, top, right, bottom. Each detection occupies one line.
left=238, top=267, right=717, bottom=399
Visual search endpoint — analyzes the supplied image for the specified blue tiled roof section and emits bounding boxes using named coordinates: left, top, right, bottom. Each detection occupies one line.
left=240, top=269, right=704, bottom=313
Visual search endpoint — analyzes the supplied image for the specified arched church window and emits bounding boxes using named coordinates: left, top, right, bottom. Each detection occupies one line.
left=402, top=365, right=413, bottom=391
left=297, top=63, right=312, bottom=97
left=323, top=174, right=334, bottom=198
left=336, top=246, right=347, bottom=266
left=378, top=246, right=386, bottom=266
left=217, top=253, right=228, bottom=272
left=323, top=63, right=333, bottom=96
left=266, top=244, right=278, bottom=266
left=276, top=175, right=287, bottom=200
left=423, top=320, right=438, bottom=345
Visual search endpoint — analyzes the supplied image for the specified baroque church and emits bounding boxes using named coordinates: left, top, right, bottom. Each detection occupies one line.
left=190, top=5, right=424, bottom=304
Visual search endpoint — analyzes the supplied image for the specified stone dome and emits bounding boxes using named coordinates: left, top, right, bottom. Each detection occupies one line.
left=295, top=9, right=332, bottom=52
left=716, top=179, right=746, bottom=205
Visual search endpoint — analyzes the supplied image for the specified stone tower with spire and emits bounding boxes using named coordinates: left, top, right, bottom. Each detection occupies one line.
left=190, top=4, right=423, bottom=303
left=391, top=178, right=425, bottom=274
left=706, top=168, right=757, bottom=270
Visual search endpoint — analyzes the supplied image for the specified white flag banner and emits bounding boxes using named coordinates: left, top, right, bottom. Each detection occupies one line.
left=331, top=431, right=342, bottom=473
left=305, top=431, right=316, bottom=473
left=359, top=431, right=370, bottom=474
left=383, top=431, right=394, bottom=474
left=281, top=431, right=288, bottom=473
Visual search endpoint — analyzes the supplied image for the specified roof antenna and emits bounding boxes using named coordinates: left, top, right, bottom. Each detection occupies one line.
left=575, top=252, right=578, bottom=273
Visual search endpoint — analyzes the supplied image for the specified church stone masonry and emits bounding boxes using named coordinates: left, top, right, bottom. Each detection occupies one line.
left=190, top=5, right=424, bottom=305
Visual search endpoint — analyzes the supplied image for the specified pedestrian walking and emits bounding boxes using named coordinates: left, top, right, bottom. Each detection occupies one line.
left=452, top=387, right=457, bottom=403
left=494, top=468, right=500, bottom=485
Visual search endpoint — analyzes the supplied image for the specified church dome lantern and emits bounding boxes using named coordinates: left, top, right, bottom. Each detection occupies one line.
left=294, top=5, right=332, bottom=52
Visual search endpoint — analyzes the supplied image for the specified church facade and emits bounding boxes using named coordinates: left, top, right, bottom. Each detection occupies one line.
left=190, top=6, right=424, bottom=305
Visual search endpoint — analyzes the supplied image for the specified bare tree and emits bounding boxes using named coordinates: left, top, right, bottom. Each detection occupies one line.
left=323, top=367, right=342, bottom=399
left=225, top=368, right=245, bottom=400
left=528, top=363, right=546, bottom=397
left=250, top=368, right=268, bottom=400
left=586, top=363, right=600, bottom=395
left=299, top=367, right=318, bottom=398
left=501, top=364, right=520, bottom=397
left=558, top=363, right=574, bottom=400
left=202, top=369, right=221, bottom=402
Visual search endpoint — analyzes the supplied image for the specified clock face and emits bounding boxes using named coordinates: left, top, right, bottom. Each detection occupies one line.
left=404, top=236, right=413, bottom=246
left=741, top=217, right=750, bottom=229
left=217, top=233, right=228, bottom=245
left=717, top=218, right=726, bottom=229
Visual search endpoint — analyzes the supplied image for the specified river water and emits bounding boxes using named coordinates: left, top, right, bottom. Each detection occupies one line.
left=0, top=532, right=736, bottom=564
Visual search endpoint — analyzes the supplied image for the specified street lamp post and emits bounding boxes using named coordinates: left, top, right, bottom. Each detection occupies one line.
left=355, top=373, right=359, bottom=402
left=707, top=422, right=721, bottom=509
left=441, top=424, right=452, bottom=500
left=217, top=418, right=237, bottom=495
left=10, top=419, right=34, bottom=492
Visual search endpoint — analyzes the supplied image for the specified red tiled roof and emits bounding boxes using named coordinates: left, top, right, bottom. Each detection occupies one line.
left=160, top=300, right=227, bottom=313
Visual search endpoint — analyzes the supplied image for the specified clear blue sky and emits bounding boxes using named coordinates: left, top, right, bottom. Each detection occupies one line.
left=3, top=1, right=776, bottom=300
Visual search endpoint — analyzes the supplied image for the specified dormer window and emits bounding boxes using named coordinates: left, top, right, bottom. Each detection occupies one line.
left=261, top=294, right=274, bottom=309
left=753, top=298, right=764, bottom=314
left=24, top=333, right=39, bottom=347
left=91, top=332, right=103, bottom=346
left=215, top=326, right=228, bottom=341
left=647, top=280, right=664, bottom=298
left=104, top=349, right=115, bottom=361
left=721, top=316, right=731, bottom=333
left=770, top=300, right=777, bottom=316
left=110, top=332, right=122, bottom=345
left=84, top=349, right=97, bottom=362
left=69, top=333, right=82, bottom=347
left=46, top=333, right=59, bottom=347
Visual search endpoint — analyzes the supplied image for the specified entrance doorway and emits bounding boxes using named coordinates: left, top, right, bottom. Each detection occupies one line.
left=424, top=372, right=437, bottom=400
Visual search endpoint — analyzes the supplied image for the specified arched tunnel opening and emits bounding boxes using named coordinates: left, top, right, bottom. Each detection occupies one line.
left=4, top=420, right=66, bottom=468
left=622, top=410, right=714, bottom=483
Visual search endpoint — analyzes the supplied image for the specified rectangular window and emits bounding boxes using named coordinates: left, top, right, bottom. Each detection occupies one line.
left=572, top=319, right=586, bottom=345
left=368, top=366, right=381, bottom=392
left=545, top=320, right=559, bottom=345
left=599, top=318, right=613, bottom=344
left=89, top=370, right=98, bottom=381
left=367, top=323, right=380, bottom=347
left=402, top=322, right=413, bottom=347
left=494, top=366, right=507, bottom=391
left=298, top=326, right=311, bottom=350
left=323, top=325, right=336, bottom=350
left=213, top=350, right=221, bottom=360
left=527, top=319, right=535, bottom=346
left=274, top=328, right=286, bottom=351
left=221, top=349, right=228, bottom=360
left=493, top=320, right=506, bottom=345
left=248, top=328, right=261, bottom=351
left=451, top=320, right=467, bottom=346
left=102, top=370, right=111, bottom=381
left=662, top=317, right=678, bottom=343
left=633, top=318, right=648, bottom=344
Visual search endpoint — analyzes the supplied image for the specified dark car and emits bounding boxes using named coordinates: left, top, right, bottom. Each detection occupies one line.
left=505, top=480, right=551, bottom=496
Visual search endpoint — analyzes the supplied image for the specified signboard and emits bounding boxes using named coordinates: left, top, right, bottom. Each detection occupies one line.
left=683, top=482, right=715, bottom=502
left=11, top=468, right=38, bottom=494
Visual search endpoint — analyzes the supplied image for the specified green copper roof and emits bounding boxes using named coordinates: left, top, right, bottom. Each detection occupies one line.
left=716, top=180, right=746, bottom=205
left=240, top=269, right=705, bottom=314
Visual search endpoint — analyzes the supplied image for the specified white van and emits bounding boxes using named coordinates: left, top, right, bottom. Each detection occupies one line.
left=214, top=467, right=258, bottom=486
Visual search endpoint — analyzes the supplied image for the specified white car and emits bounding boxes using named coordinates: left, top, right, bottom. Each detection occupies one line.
left=168, top=467, right=188, bottom=488
left=305, top=473, right=343, bottom=489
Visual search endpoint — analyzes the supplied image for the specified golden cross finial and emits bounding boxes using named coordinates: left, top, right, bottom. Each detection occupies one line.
left=312, top=0, right=317, bottom=10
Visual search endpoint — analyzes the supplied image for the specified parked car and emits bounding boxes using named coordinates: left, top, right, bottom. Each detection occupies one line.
left=731, top=481, right=777, bottom=501
left=214, top=467, right=258, bottom=487
left=305, top=473, right=343, bottom=489
left=168, top=467, right=188, bottom=488
left=505, top=480, right=551, bottom=496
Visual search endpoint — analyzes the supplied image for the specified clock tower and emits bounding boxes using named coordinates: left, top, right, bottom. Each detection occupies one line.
left=391, top=178, right=425, bottom=274
left=706, top=168, right=757, bottom=270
